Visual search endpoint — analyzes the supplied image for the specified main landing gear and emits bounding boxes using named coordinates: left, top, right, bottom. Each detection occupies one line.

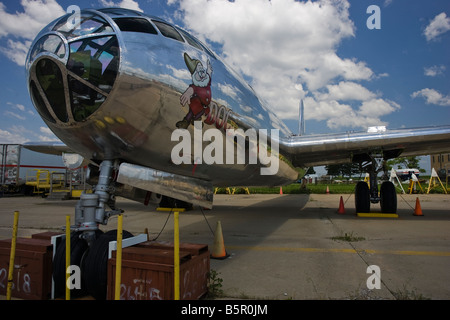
left=52, top=159, right=134, bottom=300
left=354, top=153, right=397, bottom=214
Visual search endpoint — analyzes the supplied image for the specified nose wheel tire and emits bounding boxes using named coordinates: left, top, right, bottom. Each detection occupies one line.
left=82, top=229, right=134, bottom=300
left=52, top=231, right=102, bottom=298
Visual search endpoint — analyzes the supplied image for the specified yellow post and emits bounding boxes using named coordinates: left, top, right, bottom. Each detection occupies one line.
left=6, top=211, right=19, bottom=300
left=65, top=215, right=70, bottom=300
left=115, top=214, right=123, bottom=300
left=174, top=210, right=180, bottom=300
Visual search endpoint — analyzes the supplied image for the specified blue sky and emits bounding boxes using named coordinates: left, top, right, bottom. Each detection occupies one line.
left=0, top=0, right=449, bottom=171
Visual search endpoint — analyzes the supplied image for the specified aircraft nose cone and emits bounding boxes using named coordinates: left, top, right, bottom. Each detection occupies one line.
left=26, top=10, right=120, bottom=125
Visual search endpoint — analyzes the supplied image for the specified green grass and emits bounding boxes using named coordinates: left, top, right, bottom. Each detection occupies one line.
left=215, top=183, right=353, bottom=194
left=214, top=181, right=449, bottom=194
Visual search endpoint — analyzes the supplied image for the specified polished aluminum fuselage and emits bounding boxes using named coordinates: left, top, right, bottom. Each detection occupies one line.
left=26, top=8, right=297, bottom=187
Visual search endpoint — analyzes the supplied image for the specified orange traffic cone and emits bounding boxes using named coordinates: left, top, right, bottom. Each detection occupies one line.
left=413, top=197, right=423, bottom=216
left=211, top=221, right=229, bottom=259
left=326, top=185, right=330, bottom=194
left=280, top=186, right=283, bottom=195
left=337, top=196, right=345, bottom=214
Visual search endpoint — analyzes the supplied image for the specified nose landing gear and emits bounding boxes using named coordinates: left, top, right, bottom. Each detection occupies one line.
left=52, top=159, right=134, bottom=299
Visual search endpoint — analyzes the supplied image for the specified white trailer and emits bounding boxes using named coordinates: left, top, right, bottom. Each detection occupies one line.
left=0, top=144, right=67, bottom=194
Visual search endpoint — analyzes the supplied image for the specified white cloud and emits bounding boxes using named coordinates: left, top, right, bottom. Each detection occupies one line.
left=4, top=111, right=26, bottom=121
left=218, top=83, right=240, bottom=100
left=167, top=65, right=191, bottom=80
left=327, top=113, right=386, bottom=130
left=14, top=104, right=26, bottom=112
left=38, top=126, right=59, bottom=141
left=0, top=0, right=65, bottom=66
left=4, top=102, right=35, bottom=121
left=39, top=126, right=54, bottom=136
left=411, top=88, right=450, bottom=106
left=175, top=0, right=396, bottom=130
left=7, top=102, right=26, bottom=112
left=299, top=54, right=374, bottom=91
left=304, top=97, right=400, bottom=130
left=304, top=98, right=353, bottom=123
left=424, top=65, right=446, bottom=77
left=0, top=126, right=32, bottom=144
left=305, top=82, right=400, bottom=130
left=424, top=12, right=450, bottom=42
left=358, top=98, right=401, bottom=118
left=99, top=0, right=143, bottom=12
left=0, top=128, right=26, bottom=144
left=0, top=125, right=59, bottom=144
left=0, top=0, right=65, bottom=40
left=0, top=0, right=142, bottom=65
left=0, top=39, right=32, bottom=66
left=316, top=81, right=377, bottom=102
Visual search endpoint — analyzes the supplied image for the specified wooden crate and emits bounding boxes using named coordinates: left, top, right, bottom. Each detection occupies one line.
left=0, top=234, right=56, bottom=300
left=107, top=241, right=210, bottom=300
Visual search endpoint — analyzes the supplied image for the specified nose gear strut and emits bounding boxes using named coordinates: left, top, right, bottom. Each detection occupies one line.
left=73, top=159, right=123, bottom=246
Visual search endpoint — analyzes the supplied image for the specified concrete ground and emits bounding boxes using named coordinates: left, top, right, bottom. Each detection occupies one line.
left=0, top=192, right=449, bottom=300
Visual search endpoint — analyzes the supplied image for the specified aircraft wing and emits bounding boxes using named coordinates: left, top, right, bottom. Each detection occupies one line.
left=23, top=141, right=73, bottom=156
left=23, top=125, right=450, bottom=168
left=280, top=125, right=450, bottom=168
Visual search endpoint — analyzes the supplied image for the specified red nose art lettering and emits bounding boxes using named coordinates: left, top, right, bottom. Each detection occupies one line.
left=204, top=102, right=230, bottom=130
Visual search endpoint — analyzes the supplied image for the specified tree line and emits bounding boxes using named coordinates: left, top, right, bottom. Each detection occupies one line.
left=318, top=156, right=425, bottom=179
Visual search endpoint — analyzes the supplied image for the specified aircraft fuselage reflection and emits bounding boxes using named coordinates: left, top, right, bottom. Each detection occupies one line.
left=26, top=7, right=297, bottom=188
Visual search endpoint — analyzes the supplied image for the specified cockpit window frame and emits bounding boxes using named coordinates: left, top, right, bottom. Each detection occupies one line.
left=151, top=20, right=185, bottom=43
left=98, top=8, right=144, bottom=17
left=112, top=17, right=158, bottom=35
left=29, top=56, right=69, bottom=124
left=176, top=27, right=217, bottom=59
left=52, top=13, right=114, bottom=40
left=66, top=34, right=119, bottom=122
left=29, top=33, right=66, bottom=62
left=177, top=28, right=203, bottom=51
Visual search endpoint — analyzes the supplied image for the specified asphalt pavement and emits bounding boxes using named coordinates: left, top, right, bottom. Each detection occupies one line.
left=1, top=193, right=449, bottom=300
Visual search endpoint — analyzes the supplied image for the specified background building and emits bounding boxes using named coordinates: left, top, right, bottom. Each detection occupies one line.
left=431, top=153, right=450, bottom=178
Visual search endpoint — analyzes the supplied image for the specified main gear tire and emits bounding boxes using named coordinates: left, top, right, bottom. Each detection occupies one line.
left=380, top=181, right=397, bottom=213
left=355, top=181, right=370, bottom=213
